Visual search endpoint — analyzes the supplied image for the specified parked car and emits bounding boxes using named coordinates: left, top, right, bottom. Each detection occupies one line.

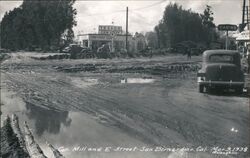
left=81, top=48, right=95, bottom=58
left=197, top=50, right=245, bottom=93
left=96, top=44, right=111, bottom=59
left=62, top=44, right=85, bottom=54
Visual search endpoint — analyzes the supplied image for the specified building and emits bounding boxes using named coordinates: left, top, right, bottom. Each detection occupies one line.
left=98, top=25, right=123, bottom=35
left=77, top=25, right=146, bottom=54
left=235, top=30, right=250, bottom=55
left=78, top=33, right=133, bottom=52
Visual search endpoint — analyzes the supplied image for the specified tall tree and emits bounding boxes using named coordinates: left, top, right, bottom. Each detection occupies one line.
left=201, top=5, right=217, bottom=47
left=201, top=5, right=215, bottom=28
left=155, top=3, right=218, bottom=51
left=145, top=31, right=158, bottom=49
left=0, top=0, right=77, bottom=50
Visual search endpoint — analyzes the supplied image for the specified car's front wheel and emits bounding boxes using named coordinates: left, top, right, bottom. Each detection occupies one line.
left=199, top=85, right=205, bottom=93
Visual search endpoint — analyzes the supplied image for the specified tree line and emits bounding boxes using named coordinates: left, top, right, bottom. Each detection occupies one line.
left=0, top=0, right=77, bottom=51
left=146, top=3, right=219, bottom=51
left=1, top=2, right=220, bottom=52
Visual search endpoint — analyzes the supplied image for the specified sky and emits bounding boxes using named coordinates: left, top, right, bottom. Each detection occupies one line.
left=0, top=0, right=243, bottom=35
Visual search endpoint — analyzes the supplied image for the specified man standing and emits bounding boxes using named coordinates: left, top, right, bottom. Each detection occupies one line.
left=187, top=47, right=191, bottom=59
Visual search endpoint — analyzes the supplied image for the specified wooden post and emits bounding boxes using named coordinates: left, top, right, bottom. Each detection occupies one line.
left=126, top=7, right=128, bottom=52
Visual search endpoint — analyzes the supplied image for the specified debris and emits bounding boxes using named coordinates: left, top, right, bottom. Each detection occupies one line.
left=23, top=121, right=48, bottom=158
left=1, top=114, right=65, bottom=158
left=46, top=142, right=65, bottom=158
left=1, top=115, right=30, bottom=158
left=11, top=114, right=28, bottom=153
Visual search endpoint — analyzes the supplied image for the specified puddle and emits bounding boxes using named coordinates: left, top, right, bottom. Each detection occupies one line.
left=71, top=77, right=98, bottom=88
left=1, top=88, right=27, bottom=127
left=121, top=78, right=156, bottom=84
left=1, top=87, right=157, bottom=158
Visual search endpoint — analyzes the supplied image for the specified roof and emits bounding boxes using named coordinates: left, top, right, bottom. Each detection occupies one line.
left=77, top=33, right=132, bottom=37
left=203, top=49, right=239, bottom=56
left=235, top=30, right=250, bottom=41
left=203, top=50, right=240, bottom=63
left=202, top=50, right=242, bottom=67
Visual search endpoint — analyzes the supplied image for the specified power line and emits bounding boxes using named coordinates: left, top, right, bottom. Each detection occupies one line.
left=80, top=0, right=168, bottom=17
left=130, top=0, right=167, bottom=11
left=81, top=9, right=125, bottom=17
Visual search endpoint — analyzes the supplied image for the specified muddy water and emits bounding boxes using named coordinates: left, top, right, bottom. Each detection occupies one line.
left=0, top=76, right=167, bottom=158
left=1, top=89, right=157, bottom=158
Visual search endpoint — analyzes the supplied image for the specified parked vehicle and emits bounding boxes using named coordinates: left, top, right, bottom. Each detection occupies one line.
left=96, top=44, right=111, bottom=59
left=62, top=44, right=85, bottom=54
left=62, top=44, right=95, bottom=59
left=197, top=50, right=245, bottom=93
left=81, top=48, right=95, bottom=58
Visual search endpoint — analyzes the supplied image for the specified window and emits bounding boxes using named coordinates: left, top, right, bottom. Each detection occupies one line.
left=209, top=54, right=233, bottom=63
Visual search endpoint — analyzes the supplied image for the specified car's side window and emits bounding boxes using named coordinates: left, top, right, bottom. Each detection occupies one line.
left=209, top=54, right=234, bottom=63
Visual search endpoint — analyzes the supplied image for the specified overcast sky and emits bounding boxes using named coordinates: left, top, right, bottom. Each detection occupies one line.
left=0, top=0, right=243, bottom=34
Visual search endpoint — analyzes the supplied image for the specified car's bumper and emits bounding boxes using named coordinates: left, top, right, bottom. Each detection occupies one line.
left=198, top=78, right=244, bottom=87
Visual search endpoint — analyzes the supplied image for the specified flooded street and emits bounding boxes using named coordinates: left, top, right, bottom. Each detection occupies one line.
left=1, top=52, right=249, bottom=158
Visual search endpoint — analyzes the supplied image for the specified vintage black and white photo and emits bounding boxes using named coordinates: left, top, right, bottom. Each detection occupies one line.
left=0, top=0, right=249, bottom=157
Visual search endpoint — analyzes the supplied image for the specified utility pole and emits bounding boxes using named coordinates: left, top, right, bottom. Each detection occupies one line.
left=240, top=0, right=249, bottom=32
left=125, top=7, right=128, bottom=53
left=242, top=0, right=246, bottom=25
left=226, top=30, right=228, bottom=50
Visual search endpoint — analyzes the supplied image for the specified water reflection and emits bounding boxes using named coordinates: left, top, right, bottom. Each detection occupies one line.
left=121, top=78, right=155, bottom=84
left=25, top=102, right=71, bottom=136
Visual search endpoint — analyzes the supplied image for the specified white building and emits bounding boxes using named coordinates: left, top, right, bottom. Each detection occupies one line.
left=77, top=25, right=146, bottom=53
left=77, top=33, right=133, bottom=52
left=235, top=30, right=250, bottom=55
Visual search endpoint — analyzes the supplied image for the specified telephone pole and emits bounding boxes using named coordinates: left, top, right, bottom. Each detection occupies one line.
left=242, top=0, right=246, bottom=25
left=125, top=7, right=128, bottom=52
left=240, top=0, right=249, bottom=32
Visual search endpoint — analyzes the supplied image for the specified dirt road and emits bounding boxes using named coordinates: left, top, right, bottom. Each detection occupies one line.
left=1, top=52, right=249, bottom=158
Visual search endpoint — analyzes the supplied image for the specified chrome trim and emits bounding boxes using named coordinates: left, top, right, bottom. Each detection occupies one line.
left=198, top=80, right=244, bottom=85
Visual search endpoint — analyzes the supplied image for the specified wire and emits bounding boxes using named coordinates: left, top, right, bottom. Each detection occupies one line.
left=82, top=9, right=125, bottom=17
left=130, top=0, right=167, bottom=11
left=80, top=0, right=168, bottom=17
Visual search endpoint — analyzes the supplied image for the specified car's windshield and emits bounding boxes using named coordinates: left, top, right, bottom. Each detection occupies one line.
left=209, top=54, right=233, bottom=63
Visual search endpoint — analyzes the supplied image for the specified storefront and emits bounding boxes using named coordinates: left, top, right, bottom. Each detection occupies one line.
left=235, top=30, right=250, bottom=56
left=77, top=34, right=133, bottom=52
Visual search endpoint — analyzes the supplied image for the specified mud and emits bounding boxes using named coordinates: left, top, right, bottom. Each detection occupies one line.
left=1, top=52, right=249, bottom=158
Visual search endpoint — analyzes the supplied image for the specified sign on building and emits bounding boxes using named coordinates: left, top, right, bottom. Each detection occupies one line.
left=218, top=24, right=238, bottom=31
left=98, top=25, right=122, bottom=35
